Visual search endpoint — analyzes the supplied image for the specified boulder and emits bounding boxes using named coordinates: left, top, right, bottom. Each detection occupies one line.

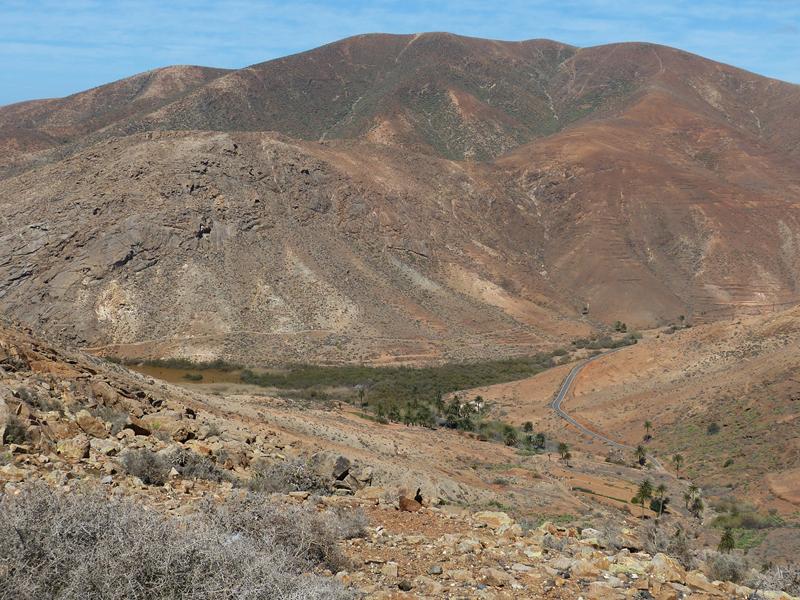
left=399, top=496, right=422, bottom=512
left=0, top=396, right=9, bottom=442
left=381, top=562, right=398, bottom=578
left=56, top=434, right=90, bottom=460
left=75, top=410, right=109, bottom=438
left=586, top=581, right=623, bottom=600
left=649, top=553, right=686, bottom=584
left=333, top=455, right=351, bottom=479
left=354, top=486, right=385, bottom=502
left=90, top=438, right=119, bottom=456
left=91, top=380, right=121, bottom=406
left=0, top=464, right=27, bottom=482
left=480, top=567, right=517, bottom=587
left=570, top=558, right=602, bottom=577
left=685, top=571, right=724, bottom=595
left=474, top=510, right=514, bottom=530
left=123, top=415, right=151, bottom=436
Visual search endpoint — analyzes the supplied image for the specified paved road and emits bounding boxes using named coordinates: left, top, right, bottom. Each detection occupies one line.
left=549, top=349, right=665, bottom=470
left=550, top=346, right=668, bottom=473
left=549, top=350, right=633, bottom=449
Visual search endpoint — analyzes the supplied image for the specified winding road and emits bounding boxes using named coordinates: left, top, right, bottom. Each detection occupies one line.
left=550, top=348, right=664, bottom=470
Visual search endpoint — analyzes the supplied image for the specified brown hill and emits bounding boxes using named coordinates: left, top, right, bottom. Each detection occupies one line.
left=1, top=33, right=800, bottom=361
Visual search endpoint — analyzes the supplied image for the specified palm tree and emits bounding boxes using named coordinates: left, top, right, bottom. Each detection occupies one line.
left=655, top=483, right=668, bottom=517
left=635, top=479, right=654, bottom=517
left=558, top=442, right=570, bottom=460
left=672, top=454, right=684, bottom=477
left=690, top=496, right=705, bottom=520
left=718, top=527, right=736, bottom=553
left=635, top=445, right=647, bottom=466
left=644, top=420, right=653, bottom=439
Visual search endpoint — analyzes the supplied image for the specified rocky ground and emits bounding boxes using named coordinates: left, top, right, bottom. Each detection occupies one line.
left=1, top=321, right=798, bottom=598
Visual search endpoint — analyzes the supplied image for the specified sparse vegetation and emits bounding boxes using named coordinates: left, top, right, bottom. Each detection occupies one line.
left=706, top=551, right=749, bottom=584
left=0, top=483, right=354, bottom=599
left=672, top=453, right=684, bottom=477
left=571, top=332, right=640, bottom=350
left=749, top=564, right=800, bottom=596
left=640, top=521, right=694, bottom=568
left=2, top=414, right=28, bottom=445
left=248, top=458, right=329, bottom=494
left=122, top=448, right=232, bottom=486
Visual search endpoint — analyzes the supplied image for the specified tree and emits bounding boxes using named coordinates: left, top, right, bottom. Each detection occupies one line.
left=634, top=479, right=654, bottom=517
left=523, top=421, right=534, bottom=433
left=718, top=527, right=736, bottom=553
left=534, top=432, right=546, bottom=450
left=558, top=442, right=569, bottom=460
left=644, top=420, right=653, bottom=440
left=690, top=496, right=704, bottom=520
left=503, top=426, right=519, bottom=447
left=672, top=454, right=684, bottom=477
left=654, top=483, right=668, bottom=518
left=684, top=484, right=700, bottom=509
left=635, top=445, right=647, bottom=466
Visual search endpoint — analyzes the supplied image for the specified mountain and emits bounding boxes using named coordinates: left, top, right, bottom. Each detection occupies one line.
left=1, top=33, right=800, bottom=363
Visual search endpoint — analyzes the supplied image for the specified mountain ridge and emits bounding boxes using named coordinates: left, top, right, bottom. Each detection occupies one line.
left=1, top=33, right=800, bottom=363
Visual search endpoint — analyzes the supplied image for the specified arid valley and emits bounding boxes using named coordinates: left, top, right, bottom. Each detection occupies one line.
left=1, top=27, right=799, bottom=600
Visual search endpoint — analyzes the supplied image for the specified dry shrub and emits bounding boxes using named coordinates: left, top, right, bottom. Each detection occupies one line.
left=705, top=550, right=750, bottom=584
left=249, top=457, right=329, bottom=494
left=121, top=448, right=169, bottom=485
left=121, top=447, right=232, bottom=486
left=2, top=415, right=28, bottom=445
left=0, top=483, right=353, bottom=600
left=640, top=520, right=695, bottom=569
left=328, top=506, right=369, bottom=540
left=748, top=564, right=800, bottom=596
left=166, top=447, right=231, bottom=483
left=202, top=494, right=367, bottom=572
left=90, top=405, right=128, bottom=435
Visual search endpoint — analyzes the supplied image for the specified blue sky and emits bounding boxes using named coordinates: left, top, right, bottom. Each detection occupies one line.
left=1, top=0, right=798, bottom=105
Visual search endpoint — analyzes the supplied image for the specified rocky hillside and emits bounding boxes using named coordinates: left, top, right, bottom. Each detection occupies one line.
left=1, top=34, right=800, bottom=362
left=2, top=322, right=798, bottom=598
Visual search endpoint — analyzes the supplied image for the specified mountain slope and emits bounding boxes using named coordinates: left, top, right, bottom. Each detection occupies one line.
left=6, top=34, right=799, bottom=163
left=1, top=33, right=800, bottom=361
left=0, top=65, right=229, bottom=164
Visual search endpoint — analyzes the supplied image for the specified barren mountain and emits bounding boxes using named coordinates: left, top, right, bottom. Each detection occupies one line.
left=2, top=33, right=800, bottom=362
